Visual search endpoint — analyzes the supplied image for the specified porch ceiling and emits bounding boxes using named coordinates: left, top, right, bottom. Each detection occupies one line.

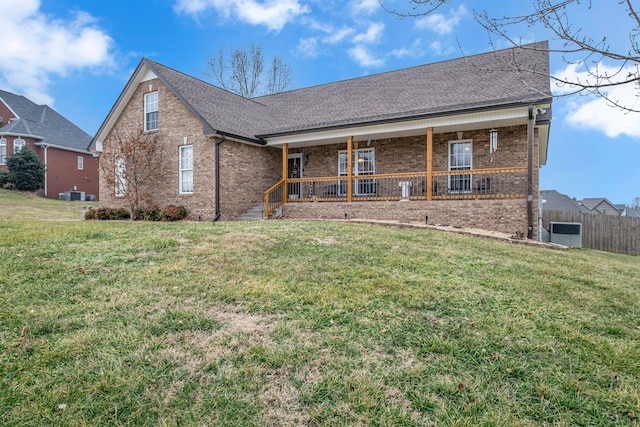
left=264, top=105, right=534, bottom=148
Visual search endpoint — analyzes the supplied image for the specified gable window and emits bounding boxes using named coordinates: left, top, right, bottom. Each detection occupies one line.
left=77, top=156, right=84, bottom=170
left=0, top=138, right=5, bottom=164
left=338, top=148, right=375, bottom=195
left=144, top=92, right=159, bottom=131
left=179, top=145, right=193, bottom=194
left=13, top=138, right=25, bottom=154
left=449, top=140, right=472, bottom=193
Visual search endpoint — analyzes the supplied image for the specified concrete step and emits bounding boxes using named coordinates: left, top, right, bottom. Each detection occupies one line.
left=238, top=205, right=265, bottom=221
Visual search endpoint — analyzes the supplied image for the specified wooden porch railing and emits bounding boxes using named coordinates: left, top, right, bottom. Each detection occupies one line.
left=264, top=179, right=285, bottom=217
left=265, top=167, right=528, bottom=213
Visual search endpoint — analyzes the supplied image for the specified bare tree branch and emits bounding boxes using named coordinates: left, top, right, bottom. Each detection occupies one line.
left=205, top=43, right=294, bottom=98
left=381, top=0, right=640, bottom=113
left=100, top=128, right=166, bottom=217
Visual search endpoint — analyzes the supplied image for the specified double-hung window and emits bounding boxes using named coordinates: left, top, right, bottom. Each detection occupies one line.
left=179, top=145, right=193, bottom=194
left=449, top=140, right=472, bottom=193
left=338, top=148, right=375, bottom=195
left=77, top=156, right=84, bottom=170
left=0, top=138, right=6, bottom=164
left=144, top=92, right=159, bottom=131
left=13, top=138, right=25, bottom=154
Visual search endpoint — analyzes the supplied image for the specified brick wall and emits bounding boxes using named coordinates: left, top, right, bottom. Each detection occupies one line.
left=282, top=199, right=528, bottom=236
left=99, top=78, right=281, bottom=220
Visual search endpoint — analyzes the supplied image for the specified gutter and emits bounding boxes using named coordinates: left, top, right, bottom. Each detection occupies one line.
left=212, top=135, right=226, bottom=222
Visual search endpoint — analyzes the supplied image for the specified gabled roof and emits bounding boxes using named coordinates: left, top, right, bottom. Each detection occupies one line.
left=0, top=90, right=92, bottom=152
left=580, top=198, right=618, bottom=211
left=94, top=41, right=552, bottom=149
left=540, top=190, right=589, bottom=212
left=256, top=41, right=551, bottom=136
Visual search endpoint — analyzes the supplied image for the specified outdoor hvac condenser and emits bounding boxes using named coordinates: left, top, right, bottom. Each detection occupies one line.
left=549, top=222, right=582, bottom=248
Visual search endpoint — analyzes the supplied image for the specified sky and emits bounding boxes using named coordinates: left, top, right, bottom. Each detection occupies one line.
left=1, top=0, right=638, bottom=205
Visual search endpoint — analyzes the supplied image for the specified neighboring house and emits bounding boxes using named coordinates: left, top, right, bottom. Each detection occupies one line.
left=0, top=90, right=98, bottom=200
left=92, top=42, right=552, bottom=239
left=540, top=190, right=589, bottom=213
left=579, top=198, right=622, bottom=216
left=622, top=206, right=640, bottom=217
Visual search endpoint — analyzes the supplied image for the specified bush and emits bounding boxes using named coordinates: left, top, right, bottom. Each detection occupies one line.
left=0, top=170, right=9, bottom=187
left=6, top=147, right=45, bottom=191
left=3, top=182, right=16, bottom=191
left=84, top=207, right=130, bottom=220
left=86, top=205, right=186, bottom=221
left=161, top=205, right=188, bottom=221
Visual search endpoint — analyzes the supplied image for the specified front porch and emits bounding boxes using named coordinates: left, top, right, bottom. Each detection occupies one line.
left=260, top=109, right=544, bottom=239
left=265, top=167, right=527, bottom=216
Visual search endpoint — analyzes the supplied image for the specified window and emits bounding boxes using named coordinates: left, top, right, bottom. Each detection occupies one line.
left=144, top=92, right=159, bottom=131
left=115, top=157, right=126, bottom=197
left=77, top=156, right=84, bottom=170
left=179, top=145, right=193, bottom=194
left=0, top=138, right=5, bottom=164
left=449, top=140, right=472, bottom=192
left=338, top=148, right=375, bottom=195
left=13, top=138, right=25, bottom=154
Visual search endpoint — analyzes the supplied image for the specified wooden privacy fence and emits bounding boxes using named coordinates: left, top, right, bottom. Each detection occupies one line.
left=543, top=210, right=640, bottom=256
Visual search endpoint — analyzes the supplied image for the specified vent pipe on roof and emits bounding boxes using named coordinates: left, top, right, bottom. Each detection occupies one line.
left=212, top=135, right=226, bottom=222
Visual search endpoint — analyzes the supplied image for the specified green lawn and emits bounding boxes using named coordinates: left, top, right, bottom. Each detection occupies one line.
left=1, top=191, right=639, bottom=426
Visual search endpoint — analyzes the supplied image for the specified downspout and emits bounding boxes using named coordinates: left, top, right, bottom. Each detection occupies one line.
left=527, top=105, right=534, bottom=240
left=42, top=144, right=49, bottom=197
left=212, top=135, right=226, bottom=222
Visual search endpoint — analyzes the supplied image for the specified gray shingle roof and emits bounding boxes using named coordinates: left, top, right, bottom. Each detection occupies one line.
left=540, top=190, right=589, bottom=212
left=143, top=41, right=552, bottom=142
left=0, top=90, right=92, bottom=151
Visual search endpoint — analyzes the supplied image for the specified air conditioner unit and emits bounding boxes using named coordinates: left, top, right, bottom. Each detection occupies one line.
left=549, top=222, right=582, bottom=248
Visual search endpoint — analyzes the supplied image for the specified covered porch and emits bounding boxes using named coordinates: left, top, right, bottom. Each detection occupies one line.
left=262, top=104, right=549, bottom=237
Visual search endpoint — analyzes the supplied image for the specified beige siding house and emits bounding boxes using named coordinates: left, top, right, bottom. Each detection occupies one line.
left=92, top=42, right=552, bottom=238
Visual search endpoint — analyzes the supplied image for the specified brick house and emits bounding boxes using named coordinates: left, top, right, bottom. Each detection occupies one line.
left=0, top=90, right=98, bottom=200
left=92, top=42, right=552, bottom=238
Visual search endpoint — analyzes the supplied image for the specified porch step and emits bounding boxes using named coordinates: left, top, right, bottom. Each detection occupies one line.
left=237, top=205, right=266, bottom=221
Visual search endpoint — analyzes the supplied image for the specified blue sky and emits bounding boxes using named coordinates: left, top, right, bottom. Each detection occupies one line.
left=1, top=0, right=638, bottom=205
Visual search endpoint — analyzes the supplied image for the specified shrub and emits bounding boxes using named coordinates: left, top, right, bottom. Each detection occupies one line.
left=84, top=207, right=130, bottom=220
left=6, top=147, right=45, bottom=191
left=0, top=170, right=9, bottom=187
left=161, top=205, right=188, bottom=221
left=3, top=182, right=16, bottom=191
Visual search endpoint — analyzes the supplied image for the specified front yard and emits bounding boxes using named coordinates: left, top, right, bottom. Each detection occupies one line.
left=1, top=194, right=638, bottom=425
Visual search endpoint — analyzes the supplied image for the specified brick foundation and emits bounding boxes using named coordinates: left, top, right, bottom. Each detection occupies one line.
left=282, top=199, right=530, bottom=237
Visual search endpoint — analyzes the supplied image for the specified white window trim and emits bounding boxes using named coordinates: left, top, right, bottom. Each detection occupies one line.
left=0, top=138, right=6, bottom=165
left=77, top=156, right=84, bottom=170
left=144, top=92, right=159, bottom=132
left=13, top=138, right=25, bottom=154
left=179, top=145, right=193, bottom=194
left=448, top=139, right=473, bottom=193
left=338, top=148, right=375, bottom=196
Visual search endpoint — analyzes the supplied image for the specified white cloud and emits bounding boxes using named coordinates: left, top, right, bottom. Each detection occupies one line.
left=296, top=37, right=320, bottom=58
left=350, top=0, right=380, bottom=16
left=325, top=27, right=356, bottom=44
left=555, top=63, right=640, bottom=138
left=348, top=45, right=384, bottom=67
left=174, top=0, right=308, bottom=31
left=391, top=38, right=425, bottom=58
left=352, top=22, right=385, bottom=44
left=428, top=40, right=455, bottom=56
left=415, top=4, right=467, bottom=35
left=0, top=0, right=114, bottom=105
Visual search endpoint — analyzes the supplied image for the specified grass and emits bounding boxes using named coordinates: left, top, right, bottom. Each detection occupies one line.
left=1, top=190, right=639, bottom=425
